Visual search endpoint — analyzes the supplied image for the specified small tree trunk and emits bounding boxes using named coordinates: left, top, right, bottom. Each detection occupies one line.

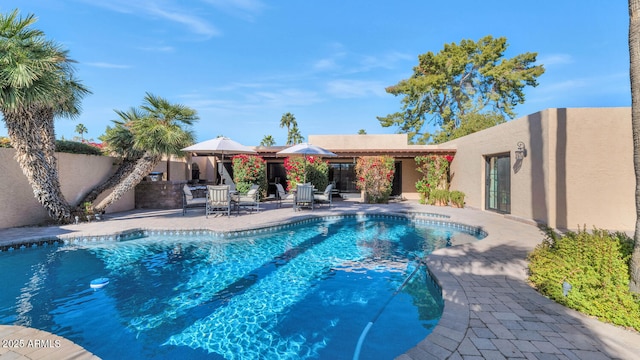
left=77, top=158, right=140, bottom=209
left=629, top=0, right=640, bottom=293
left=93, top=152, right=162, bottom=212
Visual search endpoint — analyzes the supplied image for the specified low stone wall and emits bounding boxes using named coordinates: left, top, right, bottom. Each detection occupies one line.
left=135, top=181, right=185, bottom=209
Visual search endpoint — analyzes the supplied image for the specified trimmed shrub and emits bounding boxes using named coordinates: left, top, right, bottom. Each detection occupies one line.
left=55, top=140, right=104, bottom=155
left=429, top=189, right=449, bottom=206
left=450, top=190, right=465, bottom=207
left=528, top=227, right=640, bottom=331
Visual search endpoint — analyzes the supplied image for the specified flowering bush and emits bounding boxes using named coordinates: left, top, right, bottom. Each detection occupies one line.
left=355, top=156, right=395, bottom=203
left=415, top=155, right=453, bottom=203
left=283, top=156, right=329, bottom=191
left=232, top=154, right=267, bottom=195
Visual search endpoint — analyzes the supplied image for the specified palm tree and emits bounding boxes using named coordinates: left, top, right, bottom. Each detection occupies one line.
left=0, top=9, right=90, bottom=223
left=260, top=135, right=275, bottom=147
left=75, top=123, right=88, bottom=141
left=86, top=94, right=197, bottom=213
left=628, top=0, right=640, bottom=292
left=289, top=124, right=305, bottom=145
left=134, top=92, right=197, bottom=181
left=279, top=112, right=297, bottom=145
left=80, top=110, right=147, bottom=210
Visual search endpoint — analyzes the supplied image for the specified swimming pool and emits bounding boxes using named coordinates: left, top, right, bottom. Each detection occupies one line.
left=0, top=215, right=485, bottom=359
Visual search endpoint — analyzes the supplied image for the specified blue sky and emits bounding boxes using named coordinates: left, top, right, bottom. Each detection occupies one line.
left=1, top=1, right=630, bottom=146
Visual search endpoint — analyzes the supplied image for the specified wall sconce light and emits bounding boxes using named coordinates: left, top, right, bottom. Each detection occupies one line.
left=515, top=141, right=527, bottom=160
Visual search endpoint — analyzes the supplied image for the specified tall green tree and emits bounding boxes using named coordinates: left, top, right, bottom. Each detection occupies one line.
left=260, top=135, right=275, bottom=147
left=431, top=112, right=506, bottom=143
left=134, top=92, right=197, bottom=181
left=279, top=112, right=298, bottom=145
left=75, top=123, right=87, bottom=141
left=0, top=9, right=90, bottom=223
left=629, top=0, right=640, bottom=293
left=378, top=35, right=544, bottom=144
left=288, top=124, right=304, bottom=145
left=83, top=93, right=197, bottom=213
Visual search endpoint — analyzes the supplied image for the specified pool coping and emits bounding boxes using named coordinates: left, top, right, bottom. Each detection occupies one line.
left=1, top=201, right=640, bottom=359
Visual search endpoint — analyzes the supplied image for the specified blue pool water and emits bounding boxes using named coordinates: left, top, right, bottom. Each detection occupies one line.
left=0, top=215, right=484, bottom=359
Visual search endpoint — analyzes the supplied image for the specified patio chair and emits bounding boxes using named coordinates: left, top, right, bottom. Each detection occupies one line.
left=206, top=185, right=232, bottom=218
left=232, top=184, right=260, bottom=214
left=294, top=184, right=314, bottom=211
left=182, top=184, right=206, bottom=215
left=275, top=183, right=295, bottom=208
left=314, top=183, right=333, bottom=207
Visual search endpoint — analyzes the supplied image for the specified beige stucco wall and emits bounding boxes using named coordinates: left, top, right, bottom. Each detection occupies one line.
left=399, top=158, right=422, bottom=200
left=442, top=107, right=634, bottom=231
left=0, top=149, right=135, bottom=228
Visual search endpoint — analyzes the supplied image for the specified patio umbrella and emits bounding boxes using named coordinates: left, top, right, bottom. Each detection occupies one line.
left=182, top=136, right=256, bottom=156
left=276, top=143, right=337, bottom=158
left=182, top=136, right=257, bottom=183
left=277, top=143, right=337, bottom=183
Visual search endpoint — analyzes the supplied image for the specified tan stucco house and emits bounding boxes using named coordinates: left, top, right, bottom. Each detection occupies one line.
left=0, top=107, right=634, bottom=231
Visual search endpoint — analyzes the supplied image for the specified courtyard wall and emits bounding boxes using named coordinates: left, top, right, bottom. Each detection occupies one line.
left=0, top=149, right=135, bottom=228
left=442, top=107, right=635, bottom=231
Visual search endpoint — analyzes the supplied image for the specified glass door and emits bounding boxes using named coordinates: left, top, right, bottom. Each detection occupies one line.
left=485, top=154, right=511, bottom=213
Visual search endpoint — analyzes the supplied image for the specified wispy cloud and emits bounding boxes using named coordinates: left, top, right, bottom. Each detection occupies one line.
left=201, top=0, right=266, bottom=21
left=325, top=79, right=387, bottom=98
left=139, top=45, right=175, bottom=53
left=312, top=45, right=413, bottom=75
left=145, top=4, right=221, bottom=38
left=85, top=62, right=131, bottom=69
left=357, top=51, right=414, bottom=71
left=538, top=54, right=573, bottom=67
left=527, top=71, right=629, bottom=107
left=183, top=86, right=322, bottom=113
left=250, top=89, right=322, bottom=107
left=80, top=0, right=220, bottom=38
left=313, top=58, right=340, bottom=71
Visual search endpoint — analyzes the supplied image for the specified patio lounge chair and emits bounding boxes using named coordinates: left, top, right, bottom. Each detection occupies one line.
left=294, top=183, right=314, bottom=211
left=275, top=183, right=295, bottom=208
left=232, top=184, right=260, bottom=214
left=314, top=183, right=333, bottom=207
left=206, top=185, right=232, bottom=218
left=182, top=184, right=206, bottom=215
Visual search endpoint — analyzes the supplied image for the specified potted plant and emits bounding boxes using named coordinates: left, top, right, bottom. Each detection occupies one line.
left=450, top=190, right=465, bottom=208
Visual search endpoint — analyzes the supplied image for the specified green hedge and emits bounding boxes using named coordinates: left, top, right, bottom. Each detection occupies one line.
left=1, top=137, right=104, bottom=155
left=528, top=227, right=640, bottom=331
left=55, top=140, right=104, bottom=155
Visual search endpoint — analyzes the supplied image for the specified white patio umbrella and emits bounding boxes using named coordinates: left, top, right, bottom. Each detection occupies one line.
left=276, top=142, right=338, bottom=158
left=182, top=136, right=257, bottom=156
left=277, top=143, right=337, bottom=183
left=182, top=136, right=257, bottom=183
